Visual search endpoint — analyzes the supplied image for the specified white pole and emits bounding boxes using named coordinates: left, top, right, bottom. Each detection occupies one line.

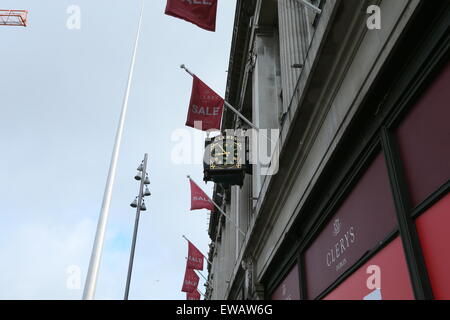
left=83, top=0, right=145, bottom=300
left=194, top=269, right=209, bottom=282
left=211, top=200, right=246, bottom=237
left=197, top=289, right=206, bottom=299
left=224, top=100, right=259, bottom=131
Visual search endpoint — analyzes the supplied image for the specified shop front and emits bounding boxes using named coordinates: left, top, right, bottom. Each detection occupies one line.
left=269, top=7, right=449, bottom=300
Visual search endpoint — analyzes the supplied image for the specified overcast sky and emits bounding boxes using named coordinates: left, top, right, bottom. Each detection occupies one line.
left=0, top=0, right=236, bottom=299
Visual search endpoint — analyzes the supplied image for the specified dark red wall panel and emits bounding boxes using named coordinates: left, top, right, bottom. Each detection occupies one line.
left=417, top=193, right=450, bottom=300
left=396, top=62, right=450, bottom=206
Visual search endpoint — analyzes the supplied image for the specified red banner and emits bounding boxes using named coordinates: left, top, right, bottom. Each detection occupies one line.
left=165, top=0, right=219, bottom=32
left=189, top=178, right=214, bottom=211
left=187, top=241, right=205, bottom=270
left=181, top=267, right=200, bottom=293
left=185, top=75, right=224, bottom=131
left=187, top=290, right=201, bottom=300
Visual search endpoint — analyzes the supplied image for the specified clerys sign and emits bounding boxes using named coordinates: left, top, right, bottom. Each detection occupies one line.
left=304, top=155, right=398, bottom=299
left=325, top=219, right=356, bottom=272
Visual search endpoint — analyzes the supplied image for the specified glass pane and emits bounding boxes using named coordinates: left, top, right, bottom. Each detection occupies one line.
left=396, top=62, right=450, bottom=206
left=271, top=264, right=300, bottom=300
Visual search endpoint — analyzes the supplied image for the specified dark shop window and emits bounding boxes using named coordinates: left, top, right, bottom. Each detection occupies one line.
left=271, top=264, right=300, bottom=300
left=396, top=62, right=450, bottom=207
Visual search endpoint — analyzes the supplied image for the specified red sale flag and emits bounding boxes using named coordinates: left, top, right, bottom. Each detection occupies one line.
left=165, top=0, right=219, bottom=32
left=189, top=178, right=215, bottom=211
left=187, top=241, right=204, bottom=270
left=187, top=290, right=201, bottom=300
left=185, top=75, right=224, bottom=131
left=182, top=267, right=200, bottom=293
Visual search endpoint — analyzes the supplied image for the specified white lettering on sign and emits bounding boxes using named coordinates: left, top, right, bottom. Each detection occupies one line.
left=193, top=196, right=209, bottom=202
left=200, top=94, right=219, bottom=100
left=192, top=105, right=220, bottom=116
left=184, top=279, right=198, bottom=286
left=181, top=0, right=213, bottom=5
left=188, top=256, right=202, bottom=263
left=326, top=227, right=356, bottom=269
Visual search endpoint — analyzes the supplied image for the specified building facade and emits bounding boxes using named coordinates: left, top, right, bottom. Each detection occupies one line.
left=206, top=0, right=450, bottom=300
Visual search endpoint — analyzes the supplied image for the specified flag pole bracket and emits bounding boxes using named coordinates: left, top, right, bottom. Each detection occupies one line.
left=181, top=64, right=194, bottom=77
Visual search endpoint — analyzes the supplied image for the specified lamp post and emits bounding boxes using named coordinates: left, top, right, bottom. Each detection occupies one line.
left=124, top=153, right=151, bottom=300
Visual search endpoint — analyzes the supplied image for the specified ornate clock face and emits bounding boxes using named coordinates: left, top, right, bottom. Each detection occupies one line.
left=208, top=136, right=244, bottom=170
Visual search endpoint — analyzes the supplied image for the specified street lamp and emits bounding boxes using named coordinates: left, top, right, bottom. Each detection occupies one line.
left=124, top=153, right=151, bottom=300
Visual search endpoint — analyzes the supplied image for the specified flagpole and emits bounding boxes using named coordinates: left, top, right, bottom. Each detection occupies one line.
left=83, top=0, right=145, bottom=300
left=187, top=176, right=246, bottom=237
left=194, top=270, right=209, bottom=282
left=223, top=100, right=259, bottom=131
left=210, top=198, right=246, bottom=237
left=180, top=64, right=259, bottom=131
left=182, top=235, right=213, bottom=266
left=197, top=289, right=206, bottom=299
